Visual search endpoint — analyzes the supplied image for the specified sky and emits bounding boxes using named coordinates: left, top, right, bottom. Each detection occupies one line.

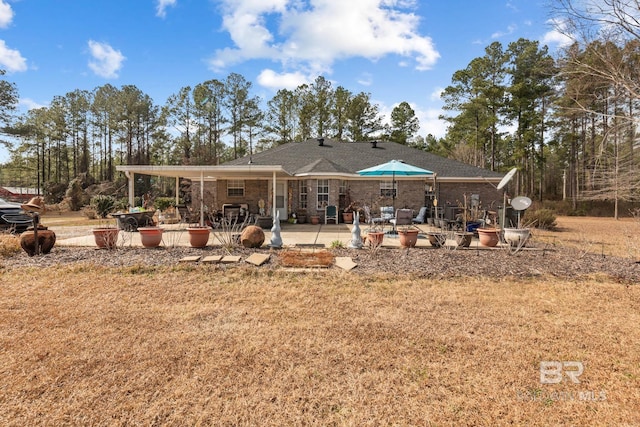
left=0, top=0, right=572, bottom=163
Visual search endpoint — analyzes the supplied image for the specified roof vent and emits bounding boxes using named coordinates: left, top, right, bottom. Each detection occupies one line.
left=371, top=140, right=378, bottom=148
left=317, top=138, right=324, bottom=146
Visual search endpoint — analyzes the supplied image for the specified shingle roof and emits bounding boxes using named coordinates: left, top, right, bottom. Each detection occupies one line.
left=226, top=139, right=503, bottom=179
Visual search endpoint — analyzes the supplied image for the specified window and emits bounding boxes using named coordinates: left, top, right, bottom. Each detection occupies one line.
left=339, top=180, right=347, bottom=195
left=227, top=180, right=244, bottom=197
left=299, top=180, right=308, bottom=209
left=317, top=179, right=329, bottom=209
left=380, top=180, right=397, bottom=198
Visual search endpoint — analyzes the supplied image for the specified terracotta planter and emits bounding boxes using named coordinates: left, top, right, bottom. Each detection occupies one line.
left=310, top=215, right=320, bottom=225
left=503, top=228, right=531, bottom=247
left=187, top=226, right=211, bottom=248
left=367, top=231, right=384, bottom=247
left=138, top=226, right=163, bottom=248
left=398, top=229, right=419, bottom=247
left=342, top=212, right=354, bottom=224
left=455, top=232, right=473, bottom=248
left=427, top=231, right=446, bottom=248
left=477, top=228, right=500, bottom=247
left=20, top=227, right=56, bottom=256
left=92, top=227, right=119, bottom=249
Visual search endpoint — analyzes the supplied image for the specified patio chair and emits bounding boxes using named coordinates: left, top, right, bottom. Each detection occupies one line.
left=390, top=208, right=413, bottom=227
left=373, top=206, right=394, bottom=224
left=412, top=206, right=428, bottom=224
left=325, top=205, right=338, bottom=224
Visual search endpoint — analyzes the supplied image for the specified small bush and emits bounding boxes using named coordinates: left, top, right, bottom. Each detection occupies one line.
left=91, top=195, right=116, bottom=218
left=154, top=197, right=175, bottom=212
left=0, top=234, right=21, bottom=257
left=82, top=206, right=98, bottom=219
left=524, top=208, right=557, bottom=230
left=330, top=240, right=345, bottom=249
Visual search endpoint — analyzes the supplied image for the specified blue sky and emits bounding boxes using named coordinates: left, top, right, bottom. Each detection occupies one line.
left=0, top=0, right=571, bottom=162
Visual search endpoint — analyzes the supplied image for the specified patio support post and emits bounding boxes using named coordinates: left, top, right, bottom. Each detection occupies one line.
left=125, top=171, right=135, bottom=209
left=200, top=171, right=204, bottom=226
left=272, top=171, right=277, bottom=218
left=175, top=177, right=179, bottom=207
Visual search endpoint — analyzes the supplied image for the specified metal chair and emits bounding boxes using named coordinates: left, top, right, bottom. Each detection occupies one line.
left=325, top=205, right=338, bottom=224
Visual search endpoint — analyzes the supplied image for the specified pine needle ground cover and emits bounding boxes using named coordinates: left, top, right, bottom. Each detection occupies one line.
left=1, top=265, right=638, bottom=425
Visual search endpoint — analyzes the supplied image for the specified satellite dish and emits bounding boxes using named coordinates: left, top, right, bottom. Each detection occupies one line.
left=497, top=167, right=517, bottom=190
left=511, top=196, right=532, bottom=211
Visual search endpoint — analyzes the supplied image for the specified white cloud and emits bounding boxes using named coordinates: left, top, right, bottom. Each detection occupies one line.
left=20, top=98, right=47, bottom=111
left=87, top=40, right=125, bottom=79
left=156, top=0, right=177, bottom=18
left=542, top=18, right=574, bottom=48
left=430, top=87, right=443, bottom=101
left=0, top=0, right=13, bottom=29
left=0, top=40, right=26, bottom=72
left=491, top=24, right=517, bottom=39
left=357, top=72, right=373, bottom=86
left=256, top=69, right=309, bottom=90
left=210, top=0, right=439, bottom=74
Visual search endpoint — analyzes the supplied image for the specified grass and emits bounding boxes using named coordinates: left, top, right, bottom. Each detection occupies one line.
left=1, top=215, right=639, bottom=425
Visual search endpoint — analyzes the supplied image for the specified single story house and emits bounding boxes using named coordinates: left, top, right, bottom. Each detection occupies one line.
left=117, top=139, right=505, bottom=224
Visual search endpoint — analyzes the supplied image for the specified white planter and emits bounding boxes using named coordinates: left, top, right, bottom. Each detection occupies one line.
left=503, top=228, right=530, bottom=247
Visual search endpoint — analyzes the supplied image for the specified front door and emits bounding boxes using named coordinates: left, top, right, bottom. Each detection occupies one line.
left=275, top=181, right=287, bottom=220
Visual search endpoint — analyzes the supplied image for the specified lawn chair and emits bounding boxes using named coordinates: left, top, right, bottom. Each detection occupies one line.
left=412, top=206, right=428, bottom=224
left=390, top=208, right=413, bottom=231
left=325, top=205, right=338, bottom=224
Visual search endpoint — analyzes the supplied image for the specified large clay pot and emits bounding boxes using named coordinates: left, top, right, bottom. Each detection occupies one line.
left=398, top=229, right=419, bottom=248
left=240, top=225, right=265, bottom=248
left=503, top=228, right=531, bottom=247
left=138, top=227, right=163, bottom=248
left=187, top=226, right=211, bottom=248
left=342, top=212, right=354, bottom=224
left=455, top=232, right=473, bottom=248
left=477, top=228, right=500, bottom=247
left=367, top=231, right=384, bottom=247
left=20, top=227, right=56, bottom=256
left=92, top=227, right=119, bottom=249
left=310, top=215, right=320, bottom=225
left=426, top=231, right=446, bottom=248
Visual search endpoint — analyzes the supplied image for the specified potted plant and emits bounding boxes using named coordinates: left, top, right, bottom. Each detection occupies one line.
left=366, top=223, right=385, bottom=248
left=342, top=201, right=362, bottom=224
left=138, top=226, right=163, bottom=248
left=454, top=194, right=473, bottom=247
left=398, top=226, right=419, bottom=248
left=426, top=230, right=446, bottom=248
left=309, top=213, right=320, bottom=225
left=92, top=220, right=120, bottom=249
left=186, top=224, right=211, bottom=248
left=296, top=208, right=307, bottom=224
left=477, top=227, right=500, bottom=247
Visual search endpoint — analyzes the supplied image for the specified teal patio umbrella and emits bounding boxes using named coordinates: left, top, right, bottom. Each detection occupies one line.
left=357, top=159, right=434, bottom=215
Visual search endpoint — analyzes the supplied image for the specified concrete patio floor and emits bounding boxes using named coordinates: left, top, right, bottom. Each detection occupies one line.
left=52, top=222, right=495, bottom=249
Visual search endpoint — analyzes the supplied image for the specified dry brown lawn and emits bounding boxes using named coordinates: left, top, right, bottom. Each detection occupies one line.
left=1, top=216, right=639, bottom=425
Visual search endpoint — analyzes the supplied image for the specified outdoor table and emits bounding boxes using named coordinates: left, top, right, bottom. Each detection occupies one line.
left=111, top=210, right=156, bottom=231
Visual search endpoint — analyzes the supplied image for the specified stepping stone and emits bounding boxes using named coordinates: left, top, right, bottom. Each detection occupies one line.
left=245, top=253, right=270, bottom=266
left=221, top=255, right=242, bottom=263
left=201, top=255, right=223, bottom=263
left=335, top=257, right=357, bottom=271
left=179, top=255, right=201, bottom=263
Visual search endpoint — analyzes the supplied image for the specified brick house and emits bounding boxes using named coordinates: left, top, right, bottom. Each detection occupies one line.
left=117, top=139, right=505, bottom=224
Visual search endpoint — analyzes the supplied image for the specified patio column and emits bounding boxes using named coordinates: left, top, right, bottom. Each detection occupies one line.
left=272, top=171, right=277, bottom=217
left=175, top=177, right=179, bottom=207
left=125, top=171, right=135, bottom=209
left=200, top=170, right=204, bottom=226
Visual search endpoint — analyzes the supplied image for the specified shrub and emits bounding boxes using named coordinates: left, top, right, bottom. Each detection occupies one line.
left=0, top=234, right=21, bottom=257
left=524, top=208, right=557, bottom=230
left=154, top=197, right=175, bottom=211
left=90, top=195, right=116, bottom=218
